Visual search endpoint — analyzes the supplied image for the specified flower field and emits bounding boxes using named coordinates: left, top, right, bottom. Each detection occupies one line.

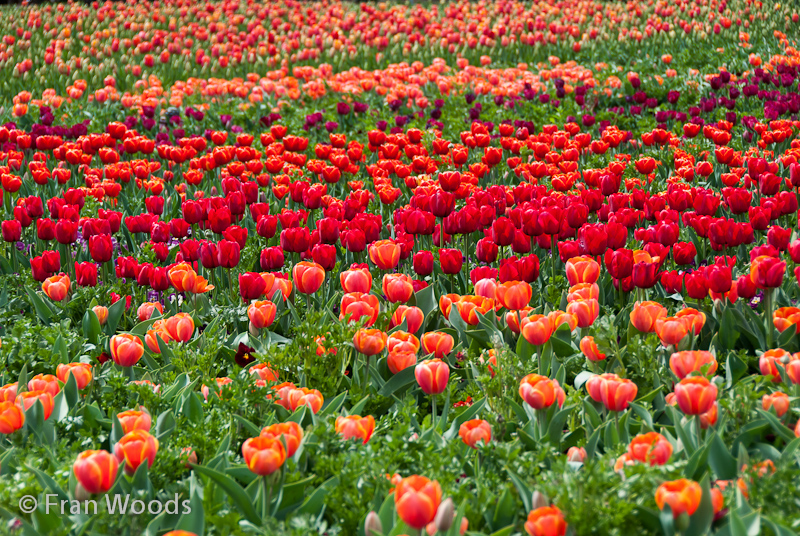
left=1, top=0, right=800, bottom=534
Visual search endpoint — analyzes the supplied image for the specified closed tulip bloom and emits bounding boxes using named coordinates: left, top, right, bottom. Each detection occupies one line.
left=439, top=248, right=463, bottom=275
left=353, top=328, right=388, bottom=355
left=453, top=295, right=494, bottom=325
left=670, top=351, right=718, bottom=379
left=387, top=331, right=420, bottom=354
left=655, top=479, right=702, bottom=518
left=92, top=305, right=109, bottom=325
left=88, top=234, right=113, bottom=263
left=388, top=351, right=417, bottom=374
left=260, top=422, right=303, bottom=457
left=787, top=354, right=800, bottom=385
left=413, top=250, right=434, bottom=276
left=567, top=283, right=599, bottom=302
left=137, top=302, right=163, bottom=322
left=117, top=410, right=152, bottom=434
left=280, top=386, right=324, bottom=414
left=565, top=256, right=600, bottom=285
left=762, top=392, right=790, bottom=417
left=242, top=435, right=286, bottom=476
left=0, top=383, right=17, bottom=402
left=497, top=281, right=533, bottom=310
left=415, top=359, right=450, bottom=395
left=114, top=429, right=159, bottom=475
left=759, top=349, right=790, bottom=382
left=248, top=301, right=277, bottom=329
left=369, top=239, right=401, bottom=270
left=56, top=363, right=93, bottom=390
left=164, top=313, right=194, bottom=343
left=73, top=450, right=119, bottom=494
left=521, top=314, right=554, bottom=346
left=391, top=305, right=424, bottom=333
left=587, top=374, right=638, bottom=411
left=167, top=262, right=197, bottom=293
left=474, top=278, right=497, bottom=300
left=42, top=274, right=70, bottom=301
left=239, top=272, right=267, bottom=300
left=383, top=273, right=414, bottom=303
left=674, top=377, right=718, bottom=415
left=340, top=292, right=380, bottom=326
left=580, top=336, right=606, bottom=361
left=335, top=415, right=376, bottom=444
left=628, top=432, right=673, bottom=466
left=28, top=374, right=60, bottom=397
left=293, top=261, right=325, bottom=294
left=655, top=316, right=689, bottom=346
left=524, top=506, right=567, bottom=536
left=519, top=374, right=565, bottom=410
left=145, top=320, right=171, bottom=354
left=421, top=332, right=454, bottom=358
left=110, top=334, right=144, bottom=367
left=340, top=268, right=372, bottom=293
left=459, top=419, right=492, bottom=448
left=773, top=307, right=800, bottom=333
left=630, top=301, right=667, bottom=333
left=250, top=363, right=279, bottom=383
left=676, top=308, right=706, bottom=336
left=548, top=310, right=578, bottom=332
left=505, top=307, right=533, bottom=333
left=394, top=475, right=443, bottom=529
left=0, top=400, right=25, bottom=434
left=566, top=298, right=599, bottom=328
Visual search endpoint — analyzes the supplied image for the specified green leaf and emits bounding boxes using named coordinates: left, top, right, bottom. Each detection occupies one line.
left=155, top=410, right=176, bottom=441
left=191, top=464, right=260, bottom=524
left=377, top=365, right=417, bottom=397
left=718, top=306, right=740, bottom=351
left=505, top=467, right=532, bottom=513
left=547, top=404, right=575, bottom=446
left=628, top=401, right=654, bottom=431
left=709, top=431, right=737, bottom=480
left=319, top=391, right=347, bottom=417
left=106, top=297, right=127, bottom=335
left=297, top=475, right=339, bottom=515
left=175, top=475, right=205, bottom=535
left=82, top=310, right=102, bottom=344
left=25, top=464, right=69, bottom=503
left=684, top=442, right=710, bottom=480
left=685, top=476, right=714, bottom=536
left=491, top=486, right=516, bottom=530
left=233, top=414, right=262, bottom=437
left=182, top=392, right=204, bottom=423
left=25, top=288, right=53, bottom=325
left=757, top=409, right=797, bottom=442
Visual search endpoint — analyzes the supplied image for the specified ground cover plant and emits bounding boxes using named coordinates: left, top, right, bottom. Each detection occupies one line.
left=0, top=0, right=799, bottom=535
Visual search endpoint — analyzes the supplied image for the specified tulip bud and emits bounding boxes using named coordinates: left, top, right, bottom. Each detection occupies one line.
left=434, top=498, right=455, bottom=532
left=780, top=354, right=791, bottom=365
left=531, top=491, right=549, bottom=510
left=74, top=482, right=92, bottom=502
left=675, top=512, right=691, bottom=532
left=364, top=511, right=383, bottom=536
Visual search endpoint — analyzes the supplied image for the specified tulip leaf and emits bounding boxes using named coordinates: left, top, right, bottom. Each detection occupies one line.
left=376, top=488, right=396, bottom=534
left=191, top=464, right=261, bottom=524
left=175, top=475, right=205, bottom=535
left=505, top=467, right=532, bottom=512
left=105, top=296, right=127, bottom=335
left=658, top=502, right=676, bottom=536
left=377, top=365, right=416, bottom=397
left=685, top=476, right=714, bottom=536
left=515, top=333, right=535, bottom=362
left=718, top=306, right=740, bottom=351
left=155, top=410, right=176, bottom=441
left=757, top=409, right=797, bottom=442
left=779, top=436, right=800, bottom=466
left=628, top=401, right=654, bottom=431
left=25, top=288, right=53, bottom=325
left=547, top=404, right=575, bottom=446
left=319, top=390, right=347, bottom=417
left=182, top=392, right=204, bottom=423
left=53, top=334, right=68, bottom=364
left=448, top=306, right=468, bottom=343
left=709, top=430, right=737, bottom=480
left=232, top=414, right=261, bottom=437
left=684, top=442, right=710, bottom=479
left=574, top=371, right=594, bottom=390
left=297, top=475, right=339, bottom=516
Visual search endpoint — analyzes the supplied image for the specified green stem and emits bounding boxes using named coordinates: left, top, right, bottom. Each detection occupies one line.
left=431, top=395, right=437, bottom=432
left=765, top=287, right=774, bottom=349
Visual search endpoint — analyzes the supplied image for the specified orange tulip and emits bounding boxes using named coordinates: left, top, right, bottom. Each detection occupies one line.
left=387, top=331, right=420, bottom=354
left=0, top=383, right=17, bottom=402
left=628, top=432, right=673, bottom=466
left=340, top=292, right=380, bottom=325
left=164, top=313, right=194, bottom=343
left=566, top=298, right=599, bottom=328
left=56, top=363, right=93, bottom=390
left=676, top=308, right=705, bottom=335
left=335, top=415, right=375, bottom=444
left=774, top=307, right=800, bottom=333
left=420, top=331, right=454, bottom=358
left=759, top=349, right=790, bottom=382
left=458, top=419, right=491, bottom=448
left=505, top=306, right=533, bottom=333
left=565, top=256, right=600, bottom=285
left=92, top=305, right=109, bottom=325
left=340, top=267, right=372, bottom=293
left=524, top=506, right=567, bottom=536
left=249, top=363, right=279, bottom=383
left=567, top=283, right=599, bottom=302
left=394, top=475, right=442, bottom=529
left=496, top=281, right=532, bottom=310
left=110, top=334, right=144, bottom=367
left=521, top=314, right=553, bottom=346
left=586, top=373, right=638, bottom=411
left=353, top=328, right=388, bottom=355
left=438, top=293, right=460, bottom=319
left=787, top=353, right=800, bottom=385
left=580, top=336, right=606, bottom=361
left=368, top=239, right=401, bottom=270
left=382, top=273, right=414, bottom=303
left=278, top=387, right=324, bottom=414
left=242, top=435, right=286, bottom=475
left=260, top=421, right=303, bottom=457
left=42, top=274, right=70, bottom=301
left=267, top=277, right=292, bottom=301
left=630, top=301, right=667, bottom=333
left=73, top=449, right=119, bottom=494
left=519, top=374, right=565, bottom=410
left=145, top=320, right=172, bottom=353
left=655, top=316, right=689, bottom=346
left=700, top=401, right=718, bottom=429
left=136, top=302, right=163, bottom=322
left=391, top=305, right=424, bottom=333
left=674, top=377, right=718, bottom=415
left=453, top=295, right=494, bottom=325
left=248, top=300, right=277, bottom=329
left=117, top=409, right=152, bottom=434
left=113, top=429, right=159, bottom=475
left=17, top=390, right=55, bottom=420
left=415, top=358, right=450, bottom=394
left=655, top=479, right=702, bottom=518
left=0, top=400, right=24, bottom=434
left=293, top=261, right=325, bottom=294
left=548, top=310, right=578, bottom=332
left=669, top=351, right=718, bottom=379
left=388, top=351, right=417, bottom=374
left=28, top=374, right=60, bottom=397
left=474, top=277, right=498, bottom=300
left=762, top=392, right=790, bottom=417
left=167, top=262, right=196, bottom=292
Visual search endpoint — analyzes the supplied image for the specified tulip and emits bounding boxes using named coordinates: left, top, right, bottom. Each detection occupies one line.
left=136, top=302, right=163, bottom=322
left=73, top=450, right=119, bottom=495
left=353, top=329, right=387, bottom=356
left=167, top=262, right=197, bottom=293
left=567, top=446, right=587, bottom=463
left=566, top=298, right=599, bottom=328
left=669, top=351, right=717, bottom=379
left=565, top=256, right=600, bottom=285
left=496, top=281, right=533, bottom=310
left=420, top=331, right=454, bottom=358
left=580, top=336, right=606, bottom=362
left=114, top=430, right=159, bottom=475
left=519, top=374, right=565, bottom=410
left=453, top=295, right=494, bottom=325
left=391, top=305, right=424, bottom=333
left=387, top=331, right=420, bottom=354
left=674, top=377, right=718, bottom=415
left=92, top=305, right=109, bottom=325
left=415, top=359, right=450, bottom=395
left=774, top=307, right=800, bottom=333
left=628, top=432, right=673, bottom=466
left=164, top=313, right=194, bottom=343
left=335, top=415, right=375, bottom=444
left=0, top=383, right=17, bottom=402
left=0, top=400, right=24, bottom=434
left=340, top=267, right=372, bottom=293
left=759, top=349, right=790, bottom=382
left=394, top=475, right=442, bottom=529
left=787, top=354, right=800, bottom=385
left=630, top=301, right=667, bottom=333
left=293, top=261, right=325, bottom=294
left=28, top=374, right=60, bottom=397
left=750, top=255, right=785, bottom=289
left=762, top=392, right=790, bottom=417
left=242, top=435, right=286, bottom=476
left=458, top=419, right=492, bottom=448
left=655, top=479, right=702, bottom=518
left=365, top=511, right=383, bottom=536
left=340, top=292, right=380, bottom=326
left=260, top=422, right=303, bottom=457
left=56, top=363, right=93, bottom=390
left=383, top=273, right=414, bottom=303
left=42, top=274, right=70, bottom=301
left=439, top=248, right=463, bottom=275
left=474, top=278, right=497, bottom=300
left=117, top=410, right=152, bottom=434
left=524, top=506, right=567, bottom=536
left=654, top=316, right=689, bottom=346
left=388, top=351, right=417, bottom=374
left=548, top=310, right=578, bottom=332
left=586, top=373, right=638, bottom=411
left=521, top=314, right=554, bottom=346
left=277, top=386, right=324, bottom=414
left=248, top=301, right=277, bottom=330
left=369, top=239, right=401, bottom=270
left=239, top=272, right=267, bottom=301
left=110, top=334, right=144, bottom=367
left=676, top=308, right=705, bottom=336
left=413, top=250, right=434, bottom=276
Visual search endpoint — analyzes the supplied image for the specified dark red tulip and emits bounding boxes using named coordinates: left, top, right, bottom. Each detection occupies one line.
left=182, top=200, right=204, bottom=224
left=767, top=226, right=791, bottom=251
left=316, top=218, right=340, bottom=244
left=1, top=220, right=21, bottom=242
left=341, top=229, right=366, bottom=252
left=75, top=262, right=98, bottom=287
left=660, top=270, right=683, bottom=294
left=256, top=215, right=278, bottom=239
left=239, top=272, right=267, bottom=301
left=261, top=247, right=285, bottom=270
left=30, top=256, right=49, bottom=281
left=706, top=263, right=732, bottom=294
left=169, top=218, right=190, bottom=239
left=200, top=241, right=220, bottom=269
left=685, top=270, right=709, bottom=300
left=578, top=223, right=608, bottom=256
left=604, top=248, right=633, bottom=280
left=41, top=250, right=60, bottom=273
left=37, top=218, right=55, bottom=241
left=413, top=250, right=434, bottom=276
left=180, top=240, right=201, bottom=262
left=223, top=226, right=248, bottom=250
left=736, top=274, right=757, bottom=299
left=150, top=267, right=170, bottom=291
left=476, top=238, right=498, bottom=263
left=430, top=190, right=455, bottom=218
left=439, top=249, right=463, bottom=275
left=89, top=234, right=113, bottom=263
left=150, top=221, right=170, bottom=243
left=672, top=242, right=697, bottom=265
left=145, top=196, right=164, bottom=215
left=632, top=261, right=660, bottom=289
left=208, top=206, right=232, bottom=234
left=311, top=244, right=337, bottom=271
left=218, top=240, right=241, bottom=269
left=280, top=227, right=310, bottom=253
left=115, top=256, right=138, bottom=279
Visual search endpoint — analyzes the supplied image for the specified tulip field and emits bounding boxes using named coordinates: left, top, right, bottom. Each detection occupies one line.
left=2, top=0, right=800, bottom=535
